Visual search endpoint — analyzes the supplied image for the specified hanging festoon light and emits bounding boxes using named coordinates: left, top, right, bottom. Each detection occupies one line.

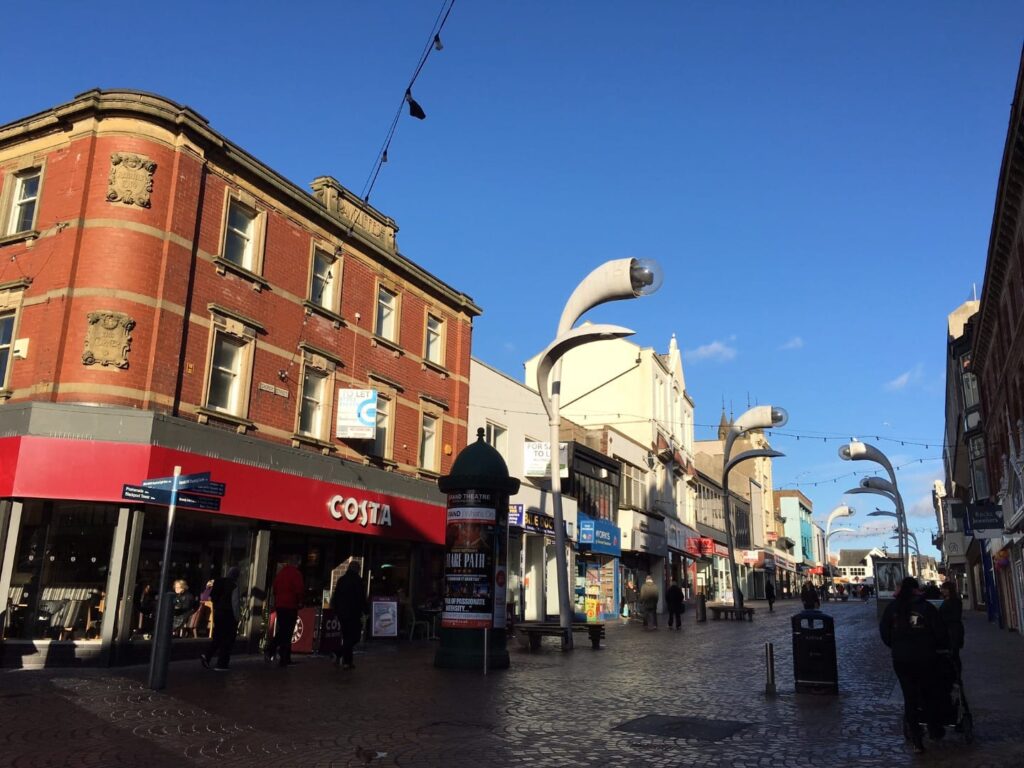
left=433, top=33, right=444, bottom=50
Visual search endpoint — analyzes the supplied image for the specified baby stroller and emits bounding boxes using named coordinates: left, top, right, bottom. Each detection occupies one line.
left=902, top=651, right=973, bottom=746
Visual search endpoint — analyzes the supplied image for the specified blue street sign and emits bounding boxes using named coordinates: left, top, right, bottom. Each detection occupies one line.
left=123, top=484, right=221, bottom=511
left=142, top=472, right=211, bottom=490
left=189, top=481, right=226, bottom=497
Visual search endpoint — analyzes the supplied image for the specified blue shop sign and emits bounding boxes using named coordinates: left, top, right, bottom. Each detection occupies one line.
left=580, top=519, right=595, bottom=544
left=579, top=515, right=621, bottom=557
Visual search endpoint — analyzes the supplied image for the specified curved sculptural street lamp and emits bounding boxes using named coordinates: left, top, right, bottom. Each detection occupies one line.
left=839, top=441, right=909, bottom=572
left=824, top=505, right=855, bottom=578
left=537, top=258, right=663, bottom=649
left=723, top=405, right=788, bottom=608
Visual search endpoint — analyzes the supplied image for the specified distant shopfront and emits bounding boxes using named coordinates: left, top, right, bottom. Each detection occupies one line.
left=0, top=430, right=446, bottom=668
left=688, top=534, right=730, bottom=601
left=576, top=515, right=621, bottom=622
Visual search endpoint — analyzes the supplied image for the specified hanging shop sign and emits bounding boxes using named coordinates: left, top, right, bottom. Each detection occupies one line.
left=508, top=503, right=524, bottom=527
left=966, top=502, right=1004, bottom=539
left=686, top=537, right=716, bottom=557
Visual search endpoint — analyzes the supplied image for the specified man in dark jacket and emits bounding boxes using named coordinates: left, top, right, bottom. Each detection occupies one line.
left=764, top=579, right=776, bottom=613
left=265, top=555, right=305, bottom=667
left=800, top=580, right=820, bottom=610
left=880, top=577, right=950, bottom=752
left=640, top=576, right=659, bottom=630
left=331, top=562, right=367, bottom=669
left=666, top=580, right=684, bottom=630
left=201, top=566, right=241, bottom=671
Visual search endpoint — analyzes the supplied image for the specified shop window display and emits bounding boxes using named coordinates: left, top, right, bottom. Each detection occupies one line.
left=4, top=501, right=119, bottom=642
left=130, top=508, right=253, bottom=640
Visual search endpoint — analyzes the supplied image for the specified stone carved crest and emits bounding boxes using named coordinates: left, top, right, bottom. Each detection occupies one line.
left=83, top=311, right=136, bottom=368
left=107, top=153, right=157, bottom=208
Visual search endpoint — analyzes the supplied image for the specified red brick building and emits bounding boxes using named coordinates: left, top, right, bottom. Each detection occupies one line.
left=972, top=48, right=1024, bottom=634
left=0, top=90, right=480, bottom=666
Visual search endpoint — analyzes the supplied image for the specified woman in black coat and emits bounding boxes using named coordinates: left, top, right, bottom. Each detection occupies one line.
left=938, top=582, right=964, bottom=673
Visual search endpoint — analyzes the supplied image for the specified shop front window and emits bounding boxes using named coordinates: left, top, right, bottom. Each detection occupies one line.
left=130, top=508, right=254, bottom=641
left=4, top=501, right=119, bottom=642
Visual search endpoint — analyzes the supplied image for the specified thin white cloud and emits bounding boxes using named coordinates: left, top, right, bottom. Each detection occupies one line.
left=885, top=363, right=923, bottom=392
left=685, top=338, right=737, bottom=363
left=778, top=336, right=804, bottom=351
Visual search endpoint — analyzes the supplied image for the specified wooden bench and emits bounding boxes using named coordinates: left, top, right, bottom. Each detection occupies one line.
left=708, top=606, right=755, bottom=621
left=517, top=621, right=606, bottom=650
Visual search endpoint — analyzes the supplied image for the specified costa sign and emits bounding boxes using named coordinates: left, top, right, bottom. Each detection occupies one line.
left=327, top=495, right=393, bottom=527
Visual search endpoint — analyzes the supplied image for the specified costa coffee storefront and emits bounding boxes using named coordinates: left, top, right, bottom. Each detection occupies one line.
left=0, top=408, right=445, bottom=668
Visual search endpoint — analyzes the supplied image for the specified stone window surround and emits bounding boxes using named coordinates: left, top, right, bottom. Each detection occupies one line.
left=197, top=304, right=261, bottom=432
left=0, top=155, right=45, bottom=243
left=213, top=187, right=269, bottom=291
left=0, top=278, right=30, bottom=398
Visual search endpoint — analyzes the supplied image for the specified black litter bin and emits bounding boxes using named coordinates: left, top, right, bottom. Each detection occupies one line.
left=695, top=594, right=707, bottom=623
left=791, top=610, right=838, bottom=694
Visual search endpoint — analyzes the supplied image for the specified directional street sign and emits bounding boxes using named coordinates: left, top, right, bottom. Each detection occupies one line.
left=142, top=472, right=211, bottom=490
left=123, top=484, right=222, bottom=511
left=189, top=481, right=226, bottom=497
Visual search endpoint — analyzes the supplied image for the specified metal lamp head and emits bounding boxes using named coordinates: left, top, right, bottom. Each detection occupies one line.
left=733, top=404, right=788, bottom=434
left=629, top=258, right=663, bottom=297
left=838, top=440, right=867, bottom=461
left=861, top=476, right=896, bottom=494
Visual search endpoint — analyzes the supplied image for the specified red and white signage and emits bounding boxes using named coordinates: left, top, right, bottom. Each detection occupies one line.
left=0, top=436, right=444, bottom=544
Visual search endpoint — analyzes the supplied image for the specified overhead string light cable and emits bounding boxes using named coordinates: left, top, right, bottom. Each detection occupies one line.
left=359, top=0, right=455, bottom=204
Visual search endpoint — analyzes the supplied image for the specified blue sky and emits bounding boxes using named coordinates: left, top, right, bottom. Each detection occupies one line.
left=4, top=2, right=1022, bottom=557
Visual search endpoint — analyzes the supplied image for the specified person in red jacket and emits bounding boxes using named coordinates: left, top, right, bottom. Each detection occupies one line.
left=265, top=555, right=305, bottom=667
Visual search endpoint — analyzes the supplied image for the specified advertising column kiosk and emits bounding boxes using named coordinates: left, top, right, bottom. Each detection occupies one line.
left=434, top=429, right=520, bottom=670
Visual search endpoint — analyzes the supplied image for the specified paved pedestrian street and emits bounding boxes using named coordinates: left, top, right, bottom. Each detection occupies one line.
left=2, top=601, right=1022, bottom=768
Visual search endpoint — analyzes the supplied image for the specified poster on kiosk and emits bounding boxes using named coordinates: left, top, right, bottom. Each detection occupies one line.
left=441, top=490, right=506, bottom=630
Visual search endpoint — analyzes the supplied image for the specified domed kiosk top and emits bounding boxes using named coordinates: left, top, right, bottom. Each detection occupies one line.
left=438, top=429, right=521, bottom=494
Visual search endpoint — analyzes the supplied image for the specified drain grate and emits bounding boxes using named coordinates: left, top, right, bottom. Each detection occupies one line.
left=614, top=714, right=749, bottom=742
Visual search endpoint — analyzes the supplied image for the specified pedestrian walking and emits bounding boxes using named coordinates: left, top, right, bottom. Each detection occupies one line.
left=939, top=582, right=964, bottom=674
left=640, top=575, right=659, bottom=630
left=265, top=555, right=305, bottom=667
left=201, top=566, right=241, bottom=672
left=331, top=561, right=368, bottom=669
left=621, top=578, right=637, bottom=624
left=666, top=580, right=684, bottom=629
left=800, top=580, right=820, bottom=610
left=764, top=579, right=776, bottom=613
left=879, top=576, right=950, bottom=753
left=171, top=579, right=195, bottom=637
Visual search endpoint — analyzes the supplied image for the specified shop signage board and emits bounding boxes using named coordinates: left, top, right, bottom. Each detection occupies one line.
left=579, top=519, right=595, bottom=543
left=966, top=502, right=1004, bottom=539
left=872, top=557, right=906, bottom=600
left=508, top=503, right=524, bottom=527
left=336, top=388, right=377, bottom=439
left=370, top=598, right=398, bottom=637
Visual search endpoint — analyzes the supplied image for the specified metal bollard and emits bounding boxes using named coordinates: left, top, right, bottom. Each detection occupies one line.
left=695, top=594, right=707, bottom=623
left=764, top=641, right=776, bottom=697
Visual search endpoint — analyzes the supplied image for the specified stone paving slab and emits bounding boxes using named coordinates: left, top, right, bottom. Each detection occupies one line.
left=1, top=601, right=1022, bottom=767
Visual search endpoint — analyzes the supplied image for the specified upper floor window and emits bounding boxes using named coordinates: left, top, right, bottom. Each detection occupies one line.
left=0, top=311, right=14, bottom=389
left=485, top=421, right=508, bottom=460
left=376, top=286, right=398, bottom=342
left=5, top=169, right=40, bottom=235
left=620, top=461, right=645, bottom=509
left=201, top=307, right=260, bottom=422
left=207, top=334, right=248, bottom=414
left=298, top=368, right=328, bottom=439
left=420, top=412, right=439, bottom=472
left=425, top=314, right=444, bottom=366
left=374, top=396, right=392, bottom=459
left=310, top=248, right=339, bottom=311
left=216, top=192, right=267, bottom=284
